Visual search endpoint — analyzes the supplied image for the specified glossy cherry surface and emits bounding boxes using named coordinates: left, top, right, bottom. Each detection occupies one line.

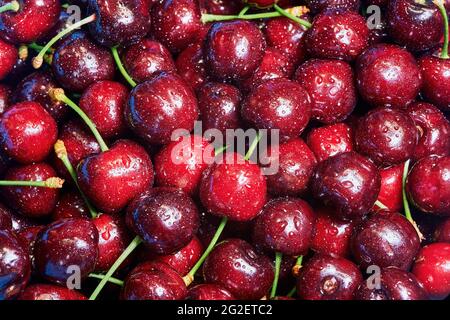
left=188, top=284, right=235, bottom=300
left=0, top=39, right=17, bottom=80
left=18, top=284, right=87, bottom=300
left=418, top=56, right=450, bottom=112
left=176, top=43, right=209, bottom=92
left=52, top=190, right=89, bottom=220
left=305, top=0, right=360, bottom=13
left=374, top=163, right=404, bottom=212
left=434, top=218, right=450, bottom=243
left=0, top=84, right=10, bottom=114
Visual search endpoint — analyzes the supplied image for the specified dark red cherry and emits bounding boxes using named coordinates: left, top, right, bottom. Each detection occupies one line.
left=87, top=0, right=151, bottom=47
left=241, top=78, right=311, bottom=139
left=311, top=151, right=381, bottom=220
left=0, top=101, right=57, bottom=164
left=13, top=71, right=67, bottom=121
left=354, top=267, right=428, bottom=300
left=127, top=188, right=199, bottom=255
left=125, top=72, right=199, bottom=145
left=406, top=155, right=450, bottom=216
left=52, top=190, right=89, bottom=221
left=387, top=0, right=443, bottom=52
left=151, top=0, right=201, bottom=53
left=52, top=31, right=115, bottom=93
left=176, top=43, right=210, bottom=92
left=205, top=20, right=266, bottom=81
left=199, top=0, right=243, bottom=14
left=355, top=107, right=418, bottom=166
left=203, top=239, right=274, bottom=300
left=35, top=8, right=70, bottom=45
left=252, top=198, right=315, bottom=256
left=374, top=163, right=404, bottom=212
left=77, top=139, right=154, bottom=214
left=295, top=59, right=356, bottom=124
left=305, top=10, right=369, bottom=61
left=199, top=152, right=267, bottom=222
left=0, top=38, right=16, bottom=80
left=305, top=0, right=360, bottom=14
left=0, top=84, right=10, bottom=114
left=434, top=218, right=450, bottom=243
left=407, top=102, right=450, bottom=161
left=351, top=211, right=420, bottom=270
left=296, top=254, right=362, bottom=300
left=79, top=80, right=129, bottom=139
left=412, top=243, right=450, bottom=300
left=418, top=56, right=450, bottom=112
left=306, top=122, right=354, bottom=163
left=197, top=82, right=242, bottom=133
left=18, top=284, right=87, bottom=300
left=311, top=207, right=355, bottom=257
left=122, top=38, right=176, bottom=84
left=1, top=203, right=38, bottom=232
left=244, top=0, right=278, bottom=7
left=188, top=284, right=235, bottom=300
left=154, top=134, right=214, bottom=195
left=2, top=46, right=32, bottom=85
left=2, top=163, right=60, bottom=218
left=34, top=218, right=98, bottom=285
left=0, top=0, right=60, bottom=44
left=0, top=203, right=12, bottom=231
left=18, top=225, right=43, bottom=264
left=0, top=229, right=31, bottom=300
left=122, top=261, right=187, bottom=300
left=265, top=138, right=317, bottom=196
left=356, top=44, right=422, bottom=108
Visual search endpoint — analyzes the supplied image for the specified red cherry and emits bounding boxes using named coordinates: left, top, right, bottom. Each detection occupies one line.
left=374, top=163, right=404, bottom=212
left=176, top=43, right=210, bottom=92
left=18, top=284, right=87, bottom=300
left=188, top=284, right=235, bottom=300
left=0, top=84, right=11, bottom=115
left=305, top=0, right=360, bottom=14
left=0, top=38, right=16, bottom=80
left=418, top=56, right=450, bottom=112
left=52, top=190, right=89, bottom=220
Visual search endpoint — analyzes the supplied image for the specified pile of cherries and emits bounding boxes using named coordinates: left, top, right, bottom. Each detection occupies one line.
left=0, top=0, right=450, bottom=301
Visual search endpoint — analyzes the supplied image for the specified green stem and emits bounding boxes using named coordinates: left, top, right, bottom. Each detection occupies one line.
left=435, top=0, right=449, bottom=59
left=238, top=5, right=250, bottom=17
left=0, top=0, right=19, bottom=13
left=50, top=88, right=109, bottom=152
left=374, top=200, right=388, bottom=210
left=88, top=273, right=124, bottom=286
left=273, top=4, right=312, bottom=28
left=28, top=43, right=49, bottom=54
left=111, top=47, right=137, bottom=88
left=244, top=132, right=262, bottom=161
left=402, top=159, right=413, bottom=222
left=270, top=252, right=282, bottom=299
left=89, top=236, right=142, bottom=300
left=0, top=179, right=63, bottom=188
left=286, top=286, right=296, bottom=298
left=295, top=255, right=303, bottom=266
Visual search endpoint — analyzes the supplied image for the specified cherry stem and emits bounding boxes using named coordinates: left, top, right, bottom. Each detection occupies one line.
left=286, top=286, right=296, bottom=298
left=89, top=236, right=143, bottom=300
left=201, top=5, right=312, bottom=29
left=183, top=217, right=228, bottom=286
left=28, top=42, right=52, bottom=54
left=435, top=0, right=449, bottom=59
left=238, top=5, right=250, bottom=17
left=49, top=88, right=109, bottom=152
left=0, top=178, right=64, bottom=188
left=32, top=14, right=96, bottom=69
left=111, top=47, right=137, bottom=88
left=88, top=273, right=124, bottom=286
left=270, top=252, right=282, bottom=299
left=54, top=140, right=98, bottom=219
left=402, top=159, right=413, bottom=222
left=374, top=200, right=388, bottom=210
left=244, top=132, right=262, bottom=161
left=0, top=0, right=19, bottom=14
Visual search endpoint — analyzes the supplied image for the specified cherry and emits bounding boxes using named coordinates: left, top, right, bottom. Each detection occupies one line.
left=0, top=38, right=17, bottom=80
left=252, top=197, right=315, bottom=256
left=1, top=203, right=38, bottom=232
left=122, top=261, right=187, bottom=300
left=197, top=82, right=242, bottom=133
left=0, top=0, right=60, bottom=44
left=18, top=284, right=87, bottom=300
left=0, top=101, right=57, bottom=164
left=305, top=0, right=360, bottom=14
left=412, top=243, right=450, bottom=300
left=127, top=188, right=200, bottom=255
left=265, top=138, right=317, bottom=196
left=294, top=59, right=356, bottom=124
left=13, top=71, right=67, bottom=121
left=150, top=0, right=201, bottom=53
left=406, top=155, right=450, bottom=216
left=387, top=0, right=443, bottom=52
left=311, top=207, right=355, bottom=257
left=203, top=238, right=274, bottom=300
left=2, top=45, right=32, bottom=85
left=296, top=254, right=362, bottom=300
left=244, top=0, right=278, bottom=8
left=374, top=163, right=404, bottom=212
left=205, top=20, right=266, bottom=81
left=79, top=80, right=129, bottom=139
left=35, top=8, right=70, bottom=45
left=199, top=152, right=267, bottom=222
left=1, top=162, right=61, bottom=218
left=125, top=72, right=199, bottom=145
left=53, top=190, right=89, bottom=220
left=87, top=0, right=151, bottom=47
left=0, top=229, right=31, bottom=299
left=77, top=139, right=154, bottom=214
left=0, top=203, right=12, bottom=230
left=18, top=225, right=43, bottom=261
left=434, top=218, right=450, bottom=243
left=241, top=78, right=312, bottom=139
left=351, top=211, right=420, bottom=270
left=311, top=151, right=381, bottom=220
left=418, top=56, right=450, bottom=112
left=355, top=44, right=422, bottom=108
left=407, top=102, right=450, bottom=161
left=34, top=218, right=98, bottom=284
left=0, top=84, right=11, bottom=114
left=200, top=0, right=243, bottom=14
left=354, top=107, right=418, bottom=166
left=122, top=39, right=176, bottom=84
left=354, top=267, right=428, bottom=300
left=306, top=122, right=354, bottom=163
left=176, top=43, right=210, bottom=93
left=52, top=31, right=115, bottom=93
left=154, top=134, right=215, bottom=195
left=305, top=10, right=369, bottom=61
left=188, top=283, right=235, bottom=300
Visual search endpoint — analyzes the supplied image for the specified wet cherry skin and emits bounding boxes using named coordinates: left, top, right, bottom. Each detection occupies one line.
left=0, top=84, right=10, bottom=114
left=52, top=190, right=89, bottom=220
left=305, top=0, right=360, bottom=14
left=374, top=163, right=404, bottom=212
left=18, top=284, right=87, bottom=300
left=434, top=218, right=450, bottom=243
left=188, top=284, right=235, bottom=300
left=418, top=56, right=450, bottom=112
left=0, top=38, right=17, bottom=80
left=176, top=43, right=209, bottom=92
